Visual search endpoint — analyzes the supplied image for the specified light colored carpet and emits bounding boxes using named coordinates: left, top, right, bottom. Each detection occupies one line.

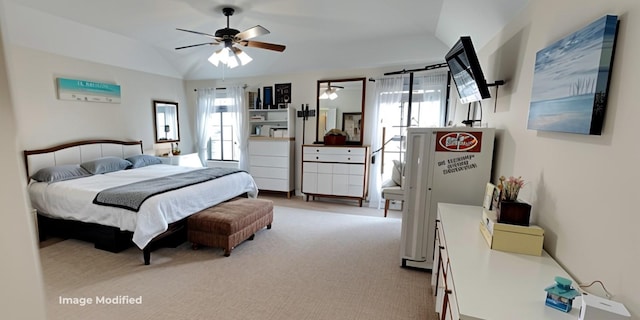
left=40, top=205, right=436, bottom=320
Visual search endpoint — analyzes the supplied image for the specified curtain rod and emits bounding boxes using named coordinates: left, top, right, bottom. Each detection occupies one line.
left=194, top=87, right=225, bottom=92
left=193, top=84, right=248, bottom=91
left=384, top=62, right=448, bottom=76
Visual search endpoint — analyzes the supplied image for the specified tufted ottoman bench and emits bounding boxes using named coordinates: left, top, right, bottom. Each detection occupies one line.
left=187, top=197, right=273, bottom=256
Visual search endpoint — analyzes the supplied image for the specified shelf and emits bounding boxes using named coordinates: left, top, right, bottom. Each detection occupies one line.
left=250, top=120, right=287, bottom=123
left=249, top=109, right=288, bottom=112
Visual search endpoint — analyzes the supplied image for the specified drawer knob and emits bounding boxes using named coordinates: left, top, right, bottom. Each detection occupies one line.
left=348, top=150, right=351, bottom=152
left=348, top=157, right=351, bottom=160
left=316, top=156, right=319, bottom=160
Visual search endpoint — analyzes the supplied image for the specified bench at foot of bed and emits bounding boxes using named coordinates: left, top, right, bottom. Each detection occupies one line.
left=187, top=198, right=274, bottom=256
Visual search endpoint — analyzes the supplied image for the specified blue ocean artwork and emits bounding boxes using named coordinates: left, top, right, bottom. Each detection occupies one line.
left=528, top=15, right=618, bottom=135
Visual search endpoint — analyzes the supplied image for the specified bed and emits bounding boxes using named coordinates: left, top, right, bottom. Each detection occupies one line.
left=24, top=139, right=258, bottom=264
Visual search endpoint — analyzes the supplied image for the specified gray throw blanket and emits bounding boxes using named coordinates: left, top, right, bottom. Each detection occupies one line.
left=93, top=167, right=244, bottom=212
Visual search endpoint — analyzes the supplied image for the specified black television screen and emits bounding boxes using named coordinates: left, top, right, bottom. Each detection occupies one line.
left=445, top=36, right=491, bottom=104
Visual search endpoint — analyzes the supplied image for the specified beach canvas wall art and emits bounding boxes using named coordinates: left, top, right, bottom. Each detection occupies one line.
left=527, top=15, right=619, bottom=135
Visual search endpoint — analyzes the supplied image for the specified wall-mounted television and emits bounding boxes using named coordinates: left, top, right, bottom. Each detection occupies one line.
left=445, top=36, right=491, bottom=104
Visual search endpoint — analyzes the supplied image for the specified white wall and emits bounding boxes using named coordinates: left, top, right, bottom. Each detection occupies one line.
left=450, top=1, right=639, bottom=316
left=8, top=46, right=192, bottom=154
left=0, top=2, right=46, bottom=318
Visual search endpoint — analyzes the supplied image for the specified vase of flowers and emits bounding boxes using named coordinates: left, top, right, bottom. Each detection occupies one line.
left=498, top=175, right=531, bottom=226
left=501, top=176, right=525, bottom=201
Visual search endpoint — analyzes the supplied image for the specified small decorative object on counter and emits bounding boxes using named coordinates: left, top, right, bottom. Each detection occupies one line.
left=324, top=128, right=347, bottom=145
left=544, top=276, right=580, bottom=312
left=501, top=175, right=524, bottom=201
left=172, top=142, right=181, bottom=155
left=497, top=175, right=531, bottom=226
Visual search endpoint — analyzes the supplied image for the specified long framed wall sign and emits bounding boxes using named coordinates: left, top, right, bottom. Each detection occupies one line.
left=56, top=78, right=121, bottom=103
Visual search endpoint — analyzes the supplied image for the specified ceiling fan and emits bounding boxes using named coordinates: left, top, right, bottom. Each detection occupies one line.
left=175, top=7, right=286, bottom=68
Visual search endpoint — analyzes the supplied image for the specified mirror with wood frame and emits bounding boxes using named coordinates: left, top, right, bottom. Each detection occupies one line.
left=153, top=100, right=180, bottom=143
left=315, top=77, right=366, bottom=145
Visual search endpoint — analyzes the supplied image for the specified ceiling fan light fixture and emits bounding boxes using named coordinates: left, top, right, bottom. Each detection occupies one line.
left=208, top=48, right=224, bottom=66
left=233, top=47, right=253, bottom=66
left=328, top=89, right=338, bottom=100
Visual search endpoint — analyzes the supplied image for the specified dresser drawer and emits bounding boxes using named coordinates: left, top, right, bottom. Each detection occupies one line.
left=249, top=140, right=289, bottom=155
left=253, top=177, right=289, bottom=192
left=249, top=155, right=288, bottom=168
left=303, top=153, right=365, bottom=164
left=249, top=166, right=288, bottom=179
left=303, top=146, right=366, bottom=156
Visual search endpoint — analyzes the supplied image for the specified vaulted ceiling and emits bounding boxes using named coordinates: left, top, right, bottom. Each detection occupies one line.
left=2, top=0, right=529, bottom=80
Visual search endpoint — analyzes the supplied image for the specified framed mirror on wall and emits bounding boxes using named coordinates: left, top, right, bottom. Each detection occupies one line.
left=316, top=77, right=366, bottom=145
left=153, top=100, right=180, bottom=143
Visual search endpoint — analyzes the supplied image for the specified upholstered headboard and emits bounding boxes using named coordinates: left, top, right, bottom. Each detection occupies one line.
left=23, top=139, right=143, bottom=180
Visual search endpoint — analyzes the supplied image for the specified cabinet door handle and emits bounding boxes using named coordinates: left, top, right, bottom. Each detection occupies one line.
left=445, top=289, right=452, bottom=294
left=439, top=246, right=445, bottom=250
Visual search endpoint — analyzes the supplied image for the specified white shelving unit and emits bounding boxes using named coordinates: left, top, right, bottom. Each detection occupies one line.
left=249, top=108, right=295, bottom=138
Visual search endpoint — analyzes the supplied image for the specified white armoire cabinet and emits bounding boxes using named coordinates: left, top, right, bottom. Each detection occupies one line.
left=301, top=145, right=370, bottom=206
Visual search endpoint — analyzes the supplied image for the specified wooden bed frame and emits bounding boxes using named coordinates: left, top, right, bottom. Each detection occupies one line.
left=23, top=139, right=187, bottom=265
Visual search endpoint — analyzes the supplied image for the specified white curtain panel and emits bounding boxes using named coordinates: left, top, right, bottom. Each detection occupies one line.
left=228, top=85, right=249, bottom=171
left=367, top=76, right=404, bottom=208
left=415, top=70, right=449, bottom=126
left=196, top=88, right=218, bottom=164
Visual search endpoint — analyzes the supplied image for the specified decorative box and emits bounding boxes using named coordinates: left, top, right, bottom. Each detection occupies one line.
left=480, top=209, right=544, bottom=256
left=324, top=134, right=346, bottom=145
left=498, top=200, right=531, bottom=226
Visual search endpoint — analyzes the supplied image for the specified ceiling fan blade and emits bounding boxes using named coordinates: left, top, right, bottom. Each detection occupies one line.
left=175, top=42, right=219, bottom=50
left=240, top=40, right=286, bottom=52
left=176, top=28, right=218, bottom=40
left=235, top=25, right=270, bottom=41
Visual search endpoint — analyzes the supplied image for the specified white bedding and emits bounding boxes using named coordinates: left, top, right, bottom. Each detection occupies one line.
left=28, top=164, right=258, bottom=249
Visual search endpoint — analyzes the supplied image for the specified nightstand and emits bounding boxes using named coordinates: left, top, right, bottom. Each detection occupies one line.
left=160, top=153, right=203, bottom=167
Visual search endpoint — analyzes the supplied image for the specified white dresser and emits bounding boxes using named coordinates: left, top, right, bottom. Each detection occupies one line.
left=301, top=145, right=369, bottom=206
left=248, top=138, right=295, bottom=198
left=432, top=203, right=580, bottom=320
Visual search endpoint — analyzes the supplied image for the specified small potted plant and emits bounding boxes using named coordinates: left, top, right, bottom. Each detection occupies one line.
left=324, top=128, right=347, bottom=145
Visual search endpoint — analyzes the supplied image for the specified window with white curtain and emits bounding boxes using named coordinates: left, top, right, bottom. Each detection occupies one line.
left=378, top=70, right=448, bottom=184
left=207, top=92, right=240, bottom=161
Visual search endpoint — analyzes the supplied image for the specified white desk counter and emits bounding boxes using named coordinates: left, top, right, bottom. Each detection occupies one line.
left=436, top=203, right=581, bottom=320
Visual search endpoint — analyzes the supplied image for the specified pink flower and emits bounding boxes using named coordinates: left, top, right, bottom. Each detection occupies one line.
left=501, top=176, right=525, bottom=201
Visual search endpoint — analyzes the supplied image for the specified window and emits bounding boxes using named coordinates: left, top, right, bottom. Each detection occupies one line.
left=207, top=95, right=240, bottom=161
left=378, top=72, right=448, bottom=184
